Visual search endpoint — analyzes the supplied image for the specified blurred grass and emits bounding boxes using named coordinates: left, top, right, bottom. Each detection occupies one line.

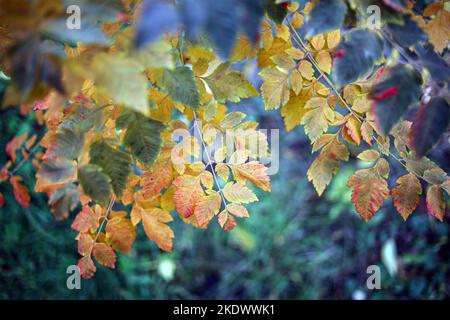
left=1, top=103, right=449, bottom=300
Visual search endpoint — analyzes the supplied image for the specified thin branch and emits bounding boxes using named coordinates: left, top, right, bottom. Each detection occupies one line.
left=193, top=112, right=229, bottom=210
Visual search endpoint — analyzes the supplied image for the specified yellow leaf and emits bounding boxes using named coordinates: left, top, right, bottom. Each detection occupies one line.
left=344, top=116, right=362, bottom=145
left=291, top=12, right=304, bottom=29
left=281, top=89, right=312, bottom=131
left=92, top=243, right=116, bottom=268
left=105, top=217, right=137, bottom=254
left=289, top=70, right=303, bottom=95
left=357, top=150, right=380, bottom=162
left=298, top=60, right=314, bottom=80
left=215, top=163, right=230, bottom=182
left=258, top=37, right=291, bottom=68
left=301, top=97, right=334, bottom=142
left=424, top=4, right=450, bottom=53
left=307, top=139, right=349, bottom=196
left=194, top=192, right=222, bottom=227
left=260, top=66, right=290, bottom=110
left=173, top=175, right=204, bottom=218
left=141, top=207, right=174, bottom=252
left=233, top=161, right=271, bottom=192
left=92, top=53, right=149, bottom=115
left=316, top=51, right=332, bottom=74
left=223, top=182, right=258, bottom=204
left=227, top=203, right=249, bottom=218
left=326, top=30, right=341, bottom=49
left=310, top=35, right=325, bottom=51
left=230, top=35, right=257, bottom=61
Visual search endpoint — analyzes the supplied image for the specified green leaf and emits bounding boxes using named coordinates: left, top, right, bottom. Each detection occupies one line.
left=78, top=164, right=112, bottom=205
left=370, top=65, right=422, bottom=135
left=92, top=53, right=149, bottom=115
left=89, top=141, right=132, bottom=196
left=304, top=0, right=347, bottom=37
left=37, top=159, right=75, bottom=183
left=204, top=63, right=258, bottom=103
left=410, top=97, right=450, bottom=157
left=122, top=112, right=165, bottom=166
left=160, top=66, right=200, bottom=108
left=331, top=29, right=383, bottom=88
left=46, top=127, right=84, bottom=160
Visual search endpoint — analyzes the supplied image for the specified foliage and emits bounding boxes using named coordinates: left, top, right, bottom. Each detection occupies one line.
left=0, top=0, right=449, bottom=280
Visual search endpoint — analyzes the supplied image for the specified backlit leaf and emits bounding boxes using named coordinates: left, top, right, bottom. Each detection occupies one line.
left=392, top=173, right=422, bottom=221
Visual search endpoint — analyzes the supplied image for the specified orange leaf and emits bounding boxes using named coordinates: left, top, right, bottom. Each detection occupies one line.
left=10, top=176, right=30, bottom=208
left=77, top=233, right=94, bottom=256
left=141, top=207, right=174, bottom=252
left=6, top=133, right=28, bottom=163
left=78, top=256, right=96, bottom=279
left=173, top=175, right=204, bottom=218
left=233, top=161, right=271, bottom=192
left=71, top=206, right=100, bottom=233
left=105, top=217, right=137, bottom=254
left=426, top=185, right=446, bottom=221
left=194, top=192, right=222, bottom=227
left=218, top=210, right=238, bottom=231
left=392, top=173, right=422, bottom=221
left=141, top=159, right=173, bottom=198
left=348, top=169, right=390, bottom=221
left=92, top=243, right=116, bottom=268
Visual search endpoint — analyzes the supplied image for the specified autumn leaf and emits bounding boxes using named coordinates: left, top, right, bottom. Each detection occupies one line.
left=71, top=206, right=100, bottom=233
left=6, top=133, right=28, bottom=163
left=426, top=185, right=446, bottom=221
left=92, top=54, right=149, bottom=115
left=301, top=97, right=334, bottom=142
left=222, top=182, right=258, bottom=204
left=105, top=217, right=137, bottom=254
left=392, top=173, right=422, bottom=221
left=348, top=169, right=390, bottom=222
left=78, top=256, right=96, bottom=279
left=10, top=176, right=30, bottom=208
left=204, top=63, right=258, bottom=103
left=233, top=161, right=271, bottom=192
left=307, top=139, right=349, bottom=196
left=173, top=175, right=204, bottom=218
left=194, top=192, right=222, bottom=227
left=424, top=3, right=450, bottom=54
left=37, top=159, right=75, bottom=183
left=260, top=66, right=290, bottom=110
left=141, top=207, right=174, bottom=252
left=92, top=243, right=117, bottom=268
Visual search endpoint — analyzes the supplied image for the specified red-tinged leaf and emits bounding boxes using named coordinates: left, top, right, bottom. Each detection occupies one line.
left=6, top=133, right=28, bottom=163
left=10, top=176, right=30, bottom=208
left=372, top=86, right=399, bottom=101
left=233, top=161, right=271, bottom=192
left=105, top=217, right=137, bottom=254
left=194, top=192, right=222, bottom=228
left=392, top=173, right=422, bottom=220
left=0, top=192, right=4, bottom=208
left=78, top=256, right=96, bottom=279
left=370, top=65, right=422, bottom=135
left=141, top=207, right=174, bottom=252
left=173, top=175, right=204, bottom=218
left=218, top=210, right=237, bottom=231
left=348, top=169, right=390, bottom=221
left=77, top=233, right=94, bottom=256
left=141, top=159, right=173, bottom=198
left=426, top=185, right=446, bottom=221
left=71, top=206, right=100, bottom=233
left=227, top=203, right=249, bottom=218
left=410, top=97, right=450, bottom=158
left=307, top=140, right=349, bottom=196
left=92, top=243, right=116, bottom=268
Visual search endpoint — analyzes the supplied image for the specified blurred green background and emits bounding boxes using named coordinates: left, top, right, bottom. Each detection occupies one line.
left=1, top=89, right=449, bottom=300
